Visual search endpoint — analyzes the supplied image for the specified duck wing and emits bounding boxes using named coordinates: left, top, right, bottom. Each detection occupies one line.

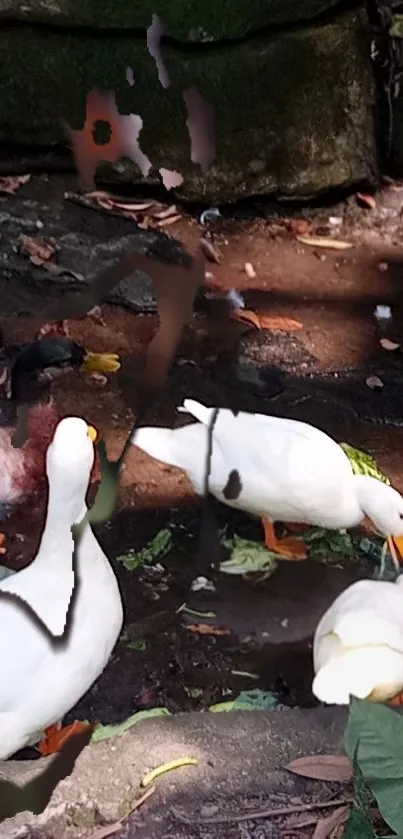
left=314, top=579, right=403, bottom=663
left=180, top=401, right=353, bottom=521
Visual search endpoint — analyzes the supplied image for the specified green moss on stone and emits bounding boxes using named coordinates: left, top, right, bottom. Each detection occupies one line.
left=0, top=8, right=376, bottom=201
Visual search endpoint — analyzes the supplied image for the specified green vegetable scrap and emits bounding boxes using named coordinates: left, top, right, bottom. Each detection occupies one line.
left=340, top=443, right=390, bottom=485
left=116, top=528, right=173, bottom=570
left=220, top=535, right=278, bottom=577
left=92, top=707, right=171, bottom=742
left=210, top=689, right=281, bottom=713
left=303, top=527, right=354, bottom=561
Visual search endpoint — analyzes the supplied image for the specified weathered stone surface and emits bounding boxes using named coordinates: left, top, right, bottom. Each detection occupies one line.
left=0, top=0, right=352, bottom=39
left=0, top=707, right=349, bottom=838
left=0, top=175, right=199, bottom=316
left=0, top=9, right=376, bottom=202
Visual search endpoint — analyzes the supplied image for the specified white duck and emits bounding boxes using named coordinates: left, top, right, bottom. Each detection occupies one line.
left=132, top=399, right=403, bottom=564
left=313, top=575, right=403, bottom=705
left=0, top=416, right=123, bottom=759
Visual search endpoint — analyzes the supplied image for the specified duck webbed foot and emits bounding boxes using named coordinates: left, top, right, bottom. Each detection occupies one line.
left=261, top=517, right=307, bottom=560
left=36, top=720, right=93, bottom=756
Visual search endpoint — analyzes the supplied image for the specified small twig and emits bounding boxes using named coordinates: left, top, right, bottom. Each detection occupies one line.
left=170, top=797, right=353, bottom=825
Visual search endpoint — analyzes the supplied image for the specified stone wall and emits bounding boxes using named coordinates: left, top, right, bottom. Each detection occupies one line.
left=0, top=0, right=377, bottom=201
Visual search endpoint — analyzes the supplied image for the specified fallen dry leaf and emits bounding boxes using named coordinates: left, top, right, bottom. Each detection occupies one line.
left=356, top=192, right=376, bottom=210
left=286, top=754, right=352, bottom=782
left=200, top=237, right=222, bottom=264
left=244, top=262, right=256, bottom=279
left=0, top=174, right=30, bottom=194
left=153, top=204, right=179, bottom=220
left=296, top=235, right=353, bottom=250
left=312, top=805, right=350, bottom=839
left=157, top=214, right=182, bottom=227
left=380, top=338, right=401, bottom=351
left=366, top=375, right=384, bottom=390
left=19, top=233, right=55, bottom=266
left=258, top=314, right=303, bottom=332
left=186, top=623, right=231, bottom=636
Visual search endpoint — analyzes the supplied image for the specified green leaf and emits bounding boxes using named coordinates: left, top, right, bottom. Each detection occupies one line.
left=126, top=639, right=147, bottom=651
left=345, top=698, right=403, bottom=834
left=210, top=690, right=281, bottom=713
left=92, top=707, right=171, bottom=741
left=220, top=535, right=278, bottom=576
left=116, top=528, right=173, bottom=570
left=339, top=443, right=390, bottom=485
left=341, top=808, right=375, bottom=839
left=390, top=15, right=403, bottom=38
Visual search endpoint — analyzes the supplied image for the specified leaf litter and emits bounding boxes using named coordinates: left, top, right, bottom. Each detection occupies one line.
left=0, top=173, right=30, bottom=194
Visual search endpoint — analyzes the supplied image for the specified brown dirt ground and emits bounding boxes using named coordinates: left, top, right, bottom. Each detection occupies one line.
left=2, top=185, right=403, bottom=750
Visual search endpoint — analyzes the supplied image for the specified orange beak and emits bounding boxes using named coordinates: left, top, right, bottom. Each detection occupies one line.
left=388, top=536, right=403, bottom=571
left=87, top=424, right=98, bottom=443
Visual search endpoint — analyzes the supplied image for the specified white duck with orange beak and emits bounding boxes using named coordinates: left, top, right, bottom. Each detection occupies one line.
left=0, top=417, right=123, bottom=759
left=132, top=399, right=403, bottom=566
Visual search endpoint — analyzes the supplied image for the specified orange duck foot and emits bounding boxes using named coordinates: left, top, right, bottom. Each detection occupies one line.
left=285, top=522, right=310, bottom=535
left=36, top=720, right=92, bottom=756
left=261, top=517, right=307, bottom=560
left=36, top=320, right=70, bottom=341
left=0, top=533, right=6, bottom=555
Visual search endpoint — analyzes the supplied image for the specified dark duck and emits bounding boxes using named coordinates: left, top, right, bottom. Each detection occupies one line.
left=0, top=333, right=120, bottom=553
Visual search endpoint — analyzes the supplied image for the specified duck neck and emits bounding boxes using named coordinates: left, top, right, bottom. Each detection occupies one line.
left=352, top=475, right=385, bottom=527
left=36, top=486, right=87, bottom=562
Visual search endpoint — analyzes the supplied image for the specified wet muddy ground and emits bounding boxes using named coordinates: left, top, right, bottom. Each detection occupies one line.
left=2, top=173, right=403, bottom=749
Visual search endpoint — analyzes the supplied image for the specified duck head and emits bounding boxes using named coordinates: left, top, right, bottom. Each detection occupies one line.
left=46, top=417, right=98, bottom=523
left=354, top=476, right=403, bottom=568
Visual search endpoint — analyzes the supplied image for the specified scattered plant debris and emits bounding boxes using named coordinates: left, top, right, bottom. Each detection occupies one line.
left=302, top=528, right=354, bottom=562
left=296, top=235, right=353, bottom=250
left=141, top=756, right=198, bottom=788
left=186, top=623, right=231, bottom=636
left=220, top=535, right=278, bottom=577
left=0, top=174, right=30, bottom=194
left=356, top=193, right=376, bottom=210
left=92, top=708, right=171, bottom=742
left=210, top=689, right=280, bottom=712
left=380, top=338, right=400, bottom=351
left=286, top=755, right=353, bottom=782
left=115, top=528, right=173, bottom=570
left=19, top=233, right=56, bottom=266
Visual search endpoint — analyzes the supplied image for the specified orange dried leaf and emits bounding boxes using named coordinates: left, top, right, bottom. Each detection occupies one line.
left=312, top=805, right=350, bottom=839
left=19, top=234, right=55, bottom=266
left=286, top=754, right=352, bottom=782
left=380, top=338, right=401, bottom=351
left=186, top=623, right=231, bottom=636
left=259, top=315, right=303, bottom=332
left=157, top=214, right=182, bottom=227
left=0, top=174, right=30, bottom=194
left=356, top=192, right=376, bottom=210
